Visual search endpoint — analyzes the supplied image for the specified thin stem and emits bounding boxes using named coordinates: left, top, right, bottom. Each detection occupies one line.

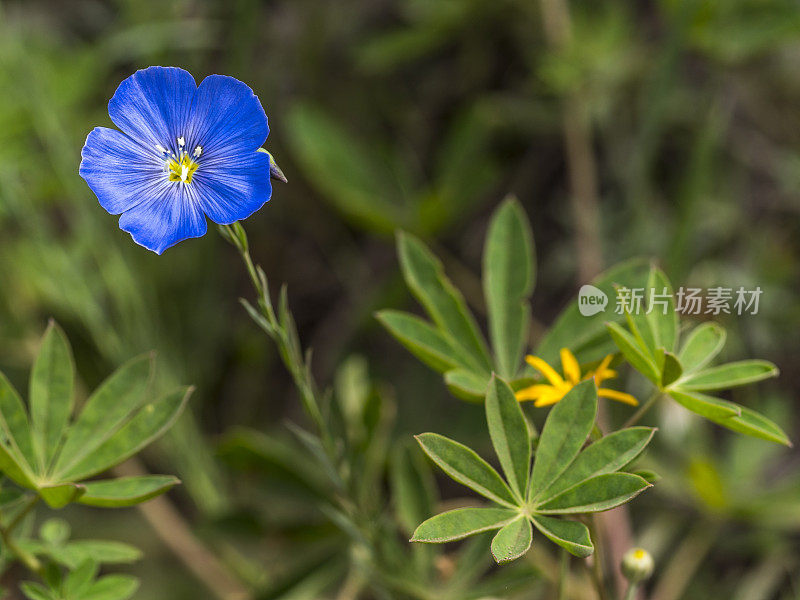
left=623, top=391, right=662, bottom=429
left=623, top=582, right=638, bottom=600
left=557, top=549, right=570, bottom=600
left=586, top=517, right=610, bottom=600
left=0, top=495, right=43, bottom=577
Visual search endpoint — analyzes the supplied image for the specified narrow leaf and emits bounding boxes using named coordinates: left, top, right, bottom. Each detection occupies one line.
left=411, top=507, right=516, bottom=543
left=678, top=323, right=726, bottom=372
left=529, top=380, right=597, bottom=501
left=486, top=375, right=530, bottom=499
left=59, top=387, right=192, bottom=481
left=704, top=403, right=791, bottom=446
left=415, top=433, right=516, bottom=506
left=398, top=232, right=492, bottom=373
left=30, top=322, right=74, bottom=470
left=679, top=360, right=778, bottom=391
left=661, top=352, right=683, bottom=388
left=376, top=310, right=461, bottom=373
left=490, top=515, right=532, bottom=564
left=483, top=198, right=535, bottom=378
left=444, top=369, right=489, bottom=402
left=389, top=445, right=437, bottom=535
left=536, top=473, right=651, bottom=513
left=606, top=323, right=660, bottom=383
left=531, top=515, right=593, bottom=558
left=645, top=268, right=678, bottom=353
left=0, top=372, right=37, bottom=486
left=542, top=427, right=655, bottom=501
left=20, top=583, right=52, bottom=600
left=78, top=476, right=180, bottom=508
left=83, top=575, right=139, bottom=600
left=668, top=388, right=742, bottom=420
left=53, top=353, right=153, bottom=479
left=49, top=541, right=142, bottom=569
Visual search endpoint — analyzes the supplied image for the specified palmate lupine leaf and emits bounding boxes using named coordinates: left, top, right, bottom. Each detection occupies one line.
left=606, top=268, right=790, bottom=446
left=0, top=323, right=188, bottom=508
left=375, top=311, right=461, bottom=373
left=482, top=197, right=534, bottom=380
left=412, top=378, right=655, bottom=563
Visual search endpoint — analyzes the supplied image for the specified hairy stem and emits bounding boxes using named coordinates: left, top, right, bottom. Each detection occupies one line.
left=623, top=391, right=663, bottom=429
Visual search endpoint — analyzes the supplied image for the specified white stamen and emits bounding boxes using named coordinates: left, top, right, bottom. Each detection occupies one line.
left=180, top=165, right=189, bottom=183
left=155, top=144, right=168, bottom=155
left=177, top=136, right=185, bottom=148
left=193, top=145, right=203, bottom=158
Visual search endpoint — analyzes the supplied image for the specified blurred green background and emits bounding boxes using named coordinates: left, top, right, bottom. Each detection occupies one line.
left=0, top=0, right=799, bottom=598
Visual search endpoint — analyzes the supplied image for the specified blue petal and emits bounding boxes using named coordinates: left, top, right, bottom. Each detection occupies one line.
left=109, top=66, right=196, bottom=150
left=118, top=185, right=207, bottom=254
left=183, top=75, right=268, bottom=157
left=193, top=150, right=272, bottom=224
left=79, top=127, right=165, bottom=214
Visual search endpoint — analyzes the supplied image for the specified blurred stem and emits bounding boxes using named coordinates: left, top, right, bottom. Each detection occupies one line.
left=0, top=495, right=43, bottom=577
left=557, top=549, right=570, bottom=600
left=538, top=0, right=603, bottom=283
left=651, top=522, right=721, bottom=600
left=622, top=582, right=638, bottom=600
left=623, top=391, right=662, bottom=429
left=585, top=517, right=610, bottom=600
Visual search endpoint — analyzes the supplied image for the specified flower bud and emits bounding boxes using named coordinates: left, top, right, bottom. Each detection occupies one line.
left=621, top=547, right=654, bottom=583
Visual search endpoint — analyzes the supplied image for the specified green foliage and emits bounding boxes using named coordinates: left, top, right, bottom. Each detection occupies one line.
left=412, top=376, right=653, bottom=562
left=0, top=321, right=189, bottom=508
left=607, top=267, right=790, bottom=445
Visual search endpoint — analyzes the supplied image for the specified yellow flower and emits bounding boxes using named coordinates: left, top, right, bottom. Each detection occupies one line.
left=515, top=348, right=638, bottom=407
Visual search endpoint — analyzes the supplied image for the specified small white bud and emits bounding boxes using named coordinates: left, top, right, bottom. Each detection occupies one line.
left=177, top=136, right=185, bottom=148
left=621, top=547, right=654, bottom=583
left=193, top=145, right=203, bottom=158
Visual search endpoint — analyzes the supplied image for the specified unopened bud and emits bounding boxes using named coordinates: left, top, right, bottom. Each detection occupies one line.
left=621, top=547, right=654, bottom=583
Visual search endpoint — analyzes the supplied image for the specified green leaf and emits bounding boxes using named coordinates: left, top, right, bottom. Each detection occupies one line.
left=30, top=321, right=74, bottom=470
left=82, top=575, right=139, bottom=600
left=390, top=445, right=437, bottom=536
left=536, top=259, right=650, bottom=364
left=411, top=507, right=516, bottom=543
left=20, top=582, right=54, bottom=600
left=0, top=372, right=37, bottom=487
left=668, top=388, right=742, bottom=420
left=53, top=353, right=153, bottom=479
left=444, top=369, right=489, bottom=401
left=679, top=360, right=778, bottom=391
left=398, top=232, right=492, bottom=374
left=606, top=322, right=660, bottom=383
left=490, top=515, right=532, bottom=564
left=485, top=376, right=530, bottom=499
left=661, top=351, right=683, bottom=388
left=482, top=198, right=535, bottom=378
left=645, top=268, right=678, bottom=353
left=541, top=427, right=655, bottom=501
left=536, top=473, right=651, bottom=514
left=632, top=469, right=661, bottom=484
left=64, top=560, right=98, bottom=596
left=531, top=515, right=593, bottom=558
left=529, top=380, right=597, bottom=501
left=78, top=475, right=180, bottom=508
left=285, top=104, right=407, bottom=234
left=39, top=483, right=85, bottom=508
left=703, top=403, right=791, bottom=446
left=47, top=541, right=142, bottom=569
left=678, top=323, right=726, bottom=372
left=376, top=310, right=460, bottom=373
left=415, top=433, right=516, bottom=506
left=59, top=387, right=192, bottom=481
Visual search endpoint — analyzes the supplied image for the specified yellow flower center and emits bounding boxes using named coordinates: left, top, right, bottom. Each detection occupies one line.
left=168, top=154, right=199, bottom=184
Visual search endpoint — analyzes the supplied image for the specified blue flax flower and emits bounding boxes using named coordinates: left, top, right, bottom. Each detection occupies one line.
left=80, top=66, right=272, bottom=254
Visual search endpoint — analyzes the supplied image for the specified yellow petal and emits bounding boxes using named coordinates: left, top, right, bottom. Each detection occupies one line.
left=534, top=388, right=568, bottom=407
left=560, top=348, right=581, bottom=385
left=592, top=354, right=617, bottom=386
left=598, top=388, right=639, bottom=406
left=516, top=384, right=556, bottom=402
left=525, top=355, right=565, bottom=387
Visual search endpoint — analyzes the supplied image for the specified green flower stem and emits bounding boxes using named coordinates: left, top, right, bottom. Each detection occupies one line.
left=220, top=222, right=326, bottom=439
left=0, top=495, right=43, bottom=576
left=585, top=517, right=610, bottom=600
left=623, top=390, right=662, bottom=429
left=557, top=549, right=570, bottom=600
left=622, top=582, right=638, bottom=600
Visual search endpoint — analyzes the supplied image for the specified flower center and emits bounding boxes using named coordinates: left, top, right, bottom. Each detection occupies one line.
left=158, top=137, right=202, bottom=184
left=168, top=154, right=199, bottom=184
